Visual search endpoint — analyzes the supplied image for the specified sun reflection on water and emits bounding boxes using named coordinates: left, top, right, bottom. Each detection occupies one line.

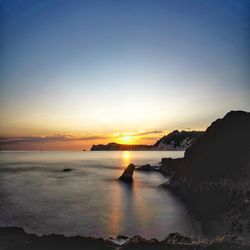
left=122, top=151, right=131, bottom=168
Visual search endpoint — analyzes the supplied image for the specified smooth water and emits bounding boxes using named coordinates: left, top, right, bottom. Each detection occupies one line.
left=0, top=151, right=194, bottom=239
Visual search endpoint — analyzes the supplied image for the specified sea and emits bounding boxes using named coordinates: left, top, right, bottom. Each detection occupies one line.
left=0, top=151, right=195, bottom=239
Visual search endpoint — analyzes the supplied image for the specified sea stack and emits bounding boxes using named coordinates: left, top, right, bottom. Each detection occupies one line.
left=119, top=163, right=135, bottom=183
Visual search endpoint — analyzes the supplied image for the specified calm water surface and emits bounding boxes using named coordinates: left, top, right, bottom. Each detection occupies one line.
left=0, top=151, right=194, bottom=239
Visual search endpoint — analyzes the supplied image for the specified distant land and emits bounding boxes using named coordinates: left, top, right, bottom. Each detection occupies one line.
left=90, top=130, right=204, bottom=151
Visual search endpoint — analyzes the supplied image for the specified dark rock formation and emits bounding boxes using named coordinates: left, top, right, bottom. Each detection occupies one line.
left=136, top=163, right=162, bottom=172
left=0, top=227, right=249, bottom=250
left=136, top=164, right=153, bottom=171
left=62, top=168, right=72, bottom=172
left=160, top=158, right=183, bottom=176
left=119, top=163, right=135, bottom=183
left=0, top=227, right=114, bottom=250
left=161, top=111, right=250, bottom=237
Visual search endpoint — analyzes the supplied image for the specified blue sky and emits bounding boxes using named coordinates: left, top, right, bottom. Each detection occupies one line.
left=0, top=0, right=249, bottom=149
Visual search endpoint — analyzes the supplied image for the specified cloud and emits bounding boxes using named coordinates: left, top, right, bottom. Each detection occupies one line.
left=78, top=135, right=109, bottom=141
left=134, top=130, right=163, bottom=136
left=0, top=134, right=109, bottom=145
left=0, top=130, right=164, bottom=145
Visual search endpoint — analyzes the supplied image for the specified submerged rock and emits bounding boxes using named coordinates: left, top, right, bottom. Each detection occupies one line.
left=136, top=164, right=153, bottom=171
left=62, top=168, right=72, bottom=172
left=119, top=164, right=135, bottom=183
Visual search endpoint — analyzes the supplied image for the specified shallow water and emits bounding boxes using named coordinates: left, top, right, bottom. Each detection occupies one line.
left=0, top=151, right=194, bottom=239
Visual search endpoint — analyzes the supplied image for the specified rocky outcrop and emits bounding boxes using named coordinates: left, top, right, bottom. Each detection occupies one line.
left=119, top=164, right=135, bottom=183
left=0, top=227, right=249, bottom=250
left=160, top=158, right=183, bottom=176
left=136, top=164, right=154, bottom=171
left=136, top=163, right=162, bottom=172
left=161, top=111, right=250, bottom=237
left=152, top=130, right=204, bottom=150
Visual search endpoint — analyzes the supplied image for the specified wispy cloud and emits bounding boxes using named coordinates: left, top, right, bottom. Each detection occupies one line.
left=113, top=130, right=163, bottom=138
left=0, top=134, right=109, bottom=145
left=0, top=130, right=164, bottom=146
left=134, top=130, right=163, bottom=136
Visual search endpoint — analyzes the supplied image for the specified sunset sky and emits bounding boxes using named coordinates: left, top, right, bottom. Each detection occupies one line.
left=0, top=0, right=249, bottom=150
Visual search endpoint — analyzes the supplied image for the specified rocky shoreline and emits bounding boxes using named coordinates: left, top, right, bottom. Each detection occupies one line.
left=163, top=111, right=250, bottom=239
left=1, top=111, right=249, bottom=249
left=135, top=111, right=250, bottom=247
left=0, top=227, right=249, bottom=250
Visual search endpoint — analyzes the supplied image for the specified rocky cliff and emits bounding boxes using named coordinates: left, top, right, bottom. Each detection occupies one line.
left=161, top=111, right=250, bottom=237
left=153, top=130, right=203, bottom=150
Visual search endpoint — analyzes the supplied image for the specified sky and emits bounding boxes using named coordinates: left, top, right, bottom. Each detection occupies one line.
left=0, top=0, right=249, bottom=150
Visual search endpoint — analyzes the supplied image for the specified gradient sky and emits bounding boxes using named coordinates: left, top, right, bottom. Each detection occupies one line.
left=0, top=0, right=249, bottom=150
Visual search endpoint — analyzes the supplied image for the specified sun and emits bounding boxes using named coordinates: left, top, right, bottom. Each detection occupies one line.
left=122, top=135, right=133, bottom=144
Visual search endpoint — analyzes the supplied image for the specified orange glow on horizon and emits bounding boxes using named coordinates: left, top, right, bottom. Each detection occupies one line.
left=0, top=128, right=205, bottom=151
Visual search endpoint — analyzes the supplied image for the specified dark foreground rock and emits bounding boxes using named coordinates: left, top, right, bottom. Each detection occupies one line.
left=119, top=163, right=135, bottom=183
left=0, top=227, right=114, bottom=250
left=160, top=111, right=250, bottom=238
left=0, top=227, right=249, bottom=250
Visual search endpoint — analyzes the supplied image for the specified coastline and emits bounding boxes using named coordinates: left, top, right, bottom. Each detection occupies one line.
left=1, top=111, right=249, bottom=249
left=1, top=227, right=249, bottom=250
left=135, top=111, right=250, bottom=246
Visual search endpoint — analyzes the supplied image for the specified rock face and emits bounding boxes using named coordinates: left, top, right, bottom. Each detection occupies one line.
left=161, top=111, right=250, bottom=237
left=152, top=130, right=204, bottom=150
left=119, top=164, right=135, bottom=183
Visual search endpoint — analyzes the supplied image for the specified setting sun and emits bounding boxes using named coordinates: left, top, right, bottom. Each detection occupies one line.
left=122, top=135, right=133, bottom=144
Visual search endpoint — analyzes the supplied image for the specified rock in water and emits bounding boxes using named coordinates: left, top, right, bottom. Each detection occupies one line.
left=62, top=168, right=72, bottom=172
left=119, top=163, right=135, bottom=183
left=136, top=164, right=152, bottom=171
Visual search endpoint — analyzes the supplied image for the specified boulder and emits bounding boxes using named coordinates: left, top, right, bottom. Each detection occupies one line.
left=136, top=164, right=152, bottom=171
left=119, top=164, right=135, bottom=183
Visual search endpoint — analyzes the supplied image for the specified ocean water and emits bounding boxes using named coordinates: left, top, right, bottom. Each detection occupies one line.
left=0, top=151, right=194, bottom=239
